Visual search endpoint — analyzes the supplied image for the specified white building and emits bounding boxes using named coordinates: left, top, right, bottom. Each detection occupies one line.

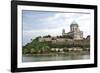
left=62, top=21, right=83, bottom=40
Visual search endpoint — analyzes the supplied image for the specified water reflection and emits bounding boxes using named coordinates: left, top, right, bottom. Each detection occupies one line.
left=22, top=52, right=90, bottom=62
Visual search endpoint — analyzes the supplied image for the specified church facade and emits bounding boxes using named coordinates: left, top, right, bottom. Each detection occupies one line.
left=62, top=21, right=83, bottom=40
left=39, top=21, right=84, bottom=42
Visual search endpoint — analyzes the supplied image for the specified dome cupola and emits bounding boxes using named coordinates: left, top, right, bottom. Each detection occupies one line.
left=70, top=21, right=79, bottom=32
left=70, top=21, right=78, bottom=27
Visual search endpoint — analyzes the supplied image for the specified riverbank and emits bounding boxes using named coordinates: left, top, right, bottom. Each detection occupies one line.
left=22, top=51, right=90, bottom=62
left=23, top=51, right=90, bottom=57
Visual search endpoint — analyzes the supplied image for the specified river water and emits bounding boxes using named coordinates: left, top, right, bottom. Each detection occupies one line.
left=22, top=52, right=90, bottom=62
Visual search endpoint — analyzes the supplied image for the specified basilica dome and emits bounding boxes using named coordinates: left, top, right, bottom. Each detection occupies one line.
left=70, top=21, right=78, bottom=27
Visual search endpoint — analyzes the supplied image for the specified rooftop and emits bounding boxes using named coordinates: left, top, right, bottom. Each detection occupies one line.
left=70, top=21, right=78, bottom=27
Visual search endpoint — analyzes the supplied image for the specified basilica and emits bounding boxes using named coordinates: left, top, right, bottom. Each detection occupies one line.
left=39, top=21, right=84, bottom=42
left=62, top=21, right=83, bottom=40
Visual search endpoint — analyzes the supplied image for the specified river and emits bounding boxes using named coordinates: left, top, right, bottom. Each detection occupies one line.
left=22, top=52, right=90, bottom=62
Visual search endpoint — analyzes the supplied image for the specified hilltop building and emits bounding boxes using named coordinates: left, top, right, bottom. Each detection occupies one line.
left=62, top=21, right=83, bottom=40
left=39, top=21, right=84, bottom=42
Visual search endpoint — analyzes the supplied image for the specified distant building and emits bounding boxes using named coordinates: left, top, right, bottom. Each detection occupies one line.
left=62, top=21, right=83, bottom=40
left=39, top=21, right=85, bottom=42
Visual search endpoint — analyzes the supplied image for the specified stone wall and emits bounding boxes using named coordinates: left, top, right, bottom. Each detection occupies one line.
left=38, top=37, right=90, bottom=48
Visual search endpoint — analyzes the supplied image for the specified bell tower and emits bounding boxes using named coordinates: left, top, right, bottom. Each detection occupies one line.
left=62, top=29, right=65, bottom=36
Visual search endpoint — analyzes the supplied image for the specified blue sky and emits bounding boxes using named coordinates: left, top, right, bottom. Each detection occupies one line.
left=22, top=10, right=91, bottom=45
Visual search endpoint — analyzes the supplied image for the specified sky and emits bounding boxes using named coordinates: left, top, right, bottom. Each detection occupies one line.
left=22, top=10, right=91, bottom=45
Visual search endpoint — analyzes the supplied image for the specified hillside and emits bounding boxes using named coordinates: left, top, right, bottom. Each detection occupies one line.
left=22, top=36, right=90, bottom=54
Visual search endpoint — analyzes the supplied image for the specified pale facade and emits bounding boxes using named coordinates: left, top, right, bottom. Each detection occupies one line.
left=39, top=21, right=83, bottom=42
left=62, top=21, right=83, bottom=40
